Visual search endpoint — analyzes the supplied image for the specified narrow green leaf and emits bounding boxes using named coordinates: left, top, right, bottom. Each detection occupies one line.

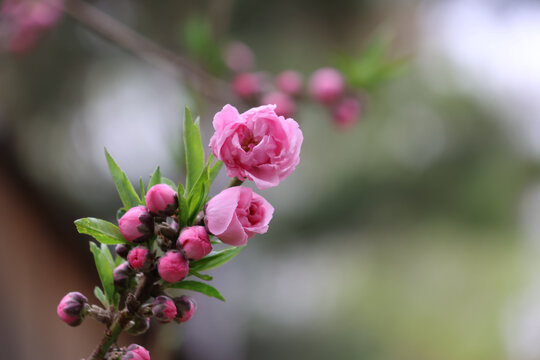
left=177, top=183, right=189, bottom=228
left=105, top=149, right=141, bottom=209
left=94, top=286, right=108, bottom=308
left=161, top=177, right=178, bottom=192
left=186, top=163, right=210, bottom=224
left=89, top=242, right=115, bottom=306
left=75, top=218, right=127, bottom=245
left=189, top=246, right=244, bottom=272
left=139, top=177, right=146, bottom=203
left=189, top=270, right=213, bottom=281
left=116, top=208, right=126, bottom=221
left=183, top=107, right=205, bottom=194
left=167, top=280, right=225, bottom=301
left=100, top=243, right=114, bottom=267
left=209, top=160, right=223, bottom=186
left=147, top=166, right=162, bottom=191
left=114, top=253, right=124, bottom=267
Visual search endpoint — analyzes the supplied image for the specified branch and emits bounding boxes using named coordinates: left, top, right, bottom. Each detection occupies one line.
left=62, top=0, right=234, bottom=103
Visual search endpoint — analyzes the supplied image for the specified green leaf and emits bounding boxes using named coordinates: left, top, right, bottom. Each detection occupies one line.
left=139, top=178, right=146, bottom=203
left=189, top=246, right=244, bottom=272
left=100, top=243, right=114, bottom=267
left=116, top=208, right=126, bottom=221
left=105, top=149, right=141, bottom=209
left=89, top=242, right=115, bottom=306
left=167, top=280, right=225, bottom=301
left=147, top=166, right=162, bottom=191
left=94, top=286, right=108, bottom=308
left=177, top=183, right=189, bottom=228
left=209, top=159, right=223, bottom=186
left=184, top=107, right=205, bottom=194
left=189, top=270, right=213, bottom=281
left=161, top=177, right=178, bottom=192
left=186, top=163, right=210, bottom=224
left=75, top=218, right=127, bottom=245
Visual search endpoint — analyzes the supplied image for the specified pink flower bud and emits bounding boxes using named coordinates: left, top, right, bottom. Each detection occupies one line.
left=118, top=206, right=154, bottom=243
left=145, top=184, right=177, bottom=216
left=174, top=295, right=196, bottom=323
left=308, top=67, right=345, bottom=104
left=224, top=41, right=255, bottom=73
left=126, top=316, right=150, bottom=336
left=332, top=97, right=362, bottom=129
left=127, top=246, right=151, bottom=271
left=275, top=70, right=303, bottom=96
left=158, top=250, right=189, bottom=283
left=115, top=243, right=130, bottom=259
left=122, top=344, right=150, bottom=360
left=152, top=295, right=177, bottom=323
left=231, top=72, right=261, bottom=99
left=113, top=262, right=132, bottom=288
left=205, top=187, right=274, bottom=246
left=57, top=292, right=88, bottom=326
left=177, top=226, right=212, bottom=261
left=260, top=91, right=296, bottom=118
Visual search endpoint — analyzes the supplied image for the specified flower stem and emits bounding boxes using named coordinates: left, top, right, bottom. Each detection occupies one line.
left=227, top=177, right=244, bottom=188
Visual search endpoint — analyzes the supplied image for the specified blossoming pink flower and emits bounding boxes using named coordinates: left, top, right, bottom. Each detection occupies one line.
left=209, top=104, right=303, bottom=189
left=205, top=187, right=274, bottom=246
left=260, top=91, right=296, bottom=118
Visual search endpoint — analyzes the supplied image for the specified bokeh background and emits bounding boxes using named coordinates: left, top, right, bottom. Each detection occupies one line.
left=2, top=0, right=540, bottom=359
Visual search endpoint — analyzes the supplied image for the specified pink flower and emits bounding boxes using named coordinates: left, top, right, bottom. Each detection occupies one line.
left=205, top=187, right=274, bottom=246
left=231, top=72, right=261, bottom=99
left=152, top=295, right=177, bottom=323
left=145, top=184, right=177, bottom=216
left=260, top=91, right=296, bottom=118
left=308, top=67, right=345, bottom=104
left=158, top=250, right=189, bottom=283
left=332, top=97, right=362, bottom=129
left=57, top=292, right=87, bottom=326
left=174, top=295, right=196, bottom=323
left=118, top=206, right=154, bottom=243
left=224, top=41, right=255, bottom=73
left=122, top=344, right=150, bottom=360
left=275, top=70, right=303, bottom=96
left=127, top=246, right=151, bottom=271
left=209, top=104, right=303, bottom=189
left=177, top=226, right=212, bottom=261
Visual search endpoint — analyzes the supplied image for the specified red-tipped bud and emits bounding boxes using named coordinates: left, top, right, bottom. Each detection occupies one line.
left=308, top=67, right=345, bottom=104
left=57, top=292, right=88, bottom=326
left=152, top=295, right=177, bottom=323
left=127, top=246, right=152, bottom=271
left=145, top=184, right=177, bottom=216
left=231, top=72, right=261, bottom=99
left=118, top=206, right=154, bottom=243
left=158, top=250, right=189, bottom=283
left=224, top=41, right=255, bottom=73
left=126, top=316, right=150, bottom=336
left=177, top=226, right=212, bottom=261
left=174, top=295, right=196, bottom=323
left=275, top=70, right=303, bottom=96
left=122, top=344, right=150, bottom=360
left=115, top=243, right=130, bottom=259
left=332, top=97, right=362, bottom=129
left=260, top=91, right=296, bottom=118
left=113, top=262, right=132, bottom=288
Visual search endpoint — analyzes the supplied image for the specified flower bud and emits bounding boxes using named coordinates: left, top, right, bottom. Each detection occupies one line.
left=152, top=295, right=177, bottom=323
left=177, top=226, right=212, bottom=261
left=57, top=292, right=88, bottom=326
left=308, top=67, right=345, bottom=104
left=275, top=70, right=303, bottom=96
left=127, top=246, right=152, bottom=271
left=174, top=295, right=196, bottom=323
left=224, top=41, right=255, bottom=73
left=126, top=316, right=150, bottom=336
left=145, top=184, right=177, bottom=216
left=158, top=250, right=189, bottom=283
left=260, top=91, right=295, bottom=118
left=332, top=97, right=362, bottom=129
left=115, top=243, right=130, bottom=259
left=113, top=262, right=132, bottom=288
left=231, top=72, right=261, bottom=99
left=118, top=206, right=154, bottom=243
left=122, top=344, right=150, bottom=360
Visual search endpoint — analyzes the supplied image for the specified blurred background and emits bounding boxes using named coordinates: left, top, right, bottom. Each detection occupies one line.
left=2, top=0, right=540, bottom=359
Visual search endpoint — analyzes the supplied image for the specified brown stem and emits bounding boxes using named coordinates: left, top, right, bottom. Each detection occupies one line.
left=227, top=177, right=244, bottom=188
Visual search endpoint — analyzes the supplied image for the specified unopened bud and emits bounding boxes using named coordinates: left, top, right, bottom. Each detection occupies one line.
left=57, top=292, right=88, bottom=326
left=174, top=295, right=196, bottom=323
left=115, top=243, right=130, bottom=259
left=118, top=206, right=154, bottom=243
left=145, top=184, right=177, bottom=216
left=127, top=246, right=152, bottom=271
left=177, top=226, right=211, bottom=261
left=158, top=250, right=189, bottom=283
left=122, top=344, right=150, bottom=360
left=126, top=316, right=150, bottom=336
left=152, top=295, right=177, bottom=323
left=113, top=262, right=132, bottom=288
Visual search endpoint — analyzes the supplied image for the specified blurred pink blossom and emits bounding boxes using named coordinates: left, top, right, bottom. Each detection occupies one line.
left=275, top=70, right=303, bottom=96
left=261, top=91, right=296, bottom=118
left=224, top=41, right=255, bottom=73
left=332, top=96, right=362, bottom=129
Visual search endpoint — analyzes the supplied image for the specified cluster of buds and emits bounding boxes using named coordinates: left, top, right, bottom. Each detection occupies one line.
left=225, top=42, right=363, bottom=129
